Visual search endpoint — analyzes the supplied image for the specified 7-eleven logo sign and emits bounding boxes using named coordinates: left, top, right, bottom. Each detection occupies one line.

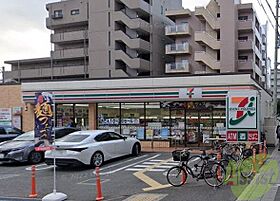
left=227, top=91, right=258, bottom=129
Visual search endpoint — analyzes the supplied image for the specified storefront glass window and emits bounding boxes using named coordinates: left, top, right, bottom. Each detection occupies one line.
left=213, top=109, right=226, bottom=138
left=120, top=103, right=144, bottom=139
left=146, top=102, right=170, bottom=140
left=56, top=104, right=74, bottom=127
left=75, top=104, right=89, bottom=129
left=97, top=103, right=120, bottom=133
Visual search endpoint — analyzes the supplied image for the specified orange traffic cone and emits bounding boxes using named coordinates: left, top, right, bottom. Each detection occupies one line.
left=258, top=143, right=263, bottom=166
left=95, top=167, right=104, bottom=201
left=253, top=148, right=257, bottom=174
left=29, top=165, right=38, bottom=198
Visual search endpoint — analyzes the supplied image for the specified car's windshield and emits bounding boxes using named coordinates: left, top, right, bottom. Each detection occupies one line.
left=58, top=134, right=89, bottom=142
left=13, top=131, right=34, bottom=141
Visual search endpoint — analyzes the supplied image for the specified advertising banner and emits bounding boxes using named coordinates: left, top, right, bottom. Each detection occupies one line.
left=226, top=90, right=259, bottom=142
left=0, top=108, right=12, bottom=126
left=34, top=92, right=53, bottom=145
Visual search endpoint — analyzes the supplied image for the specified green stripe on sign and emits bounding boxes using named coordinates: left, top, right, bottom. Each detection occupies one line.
left=202, top=91, right=227, bottom=94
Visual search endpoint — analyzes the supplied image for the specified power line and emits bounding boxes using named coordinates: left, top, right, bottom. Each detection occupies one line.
left=264, top=0, right=275, bottom=18
left=256, top=0, right=275, bottom=29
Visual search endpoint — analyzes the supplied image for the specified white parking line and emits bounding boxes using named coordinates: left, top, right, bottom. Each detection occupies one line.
left=26, top=164, right=55, bottom=171
left=100, top=154, right=148, bottom=171
left=99, top=154, right=161, bottom=175
left=126, top=168, right=165, bottom=172
left=0, top=174, right=20, bottom=180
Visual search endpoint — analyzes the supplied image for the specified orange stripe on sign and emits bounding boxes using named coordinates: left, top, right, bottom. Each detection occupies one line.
left=231, top=97, right=245, bottom=103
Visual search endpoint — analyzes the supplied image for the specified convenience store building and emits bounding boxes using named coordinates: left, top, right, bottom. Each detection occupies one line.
left=21, top=73, right=272, bottom=147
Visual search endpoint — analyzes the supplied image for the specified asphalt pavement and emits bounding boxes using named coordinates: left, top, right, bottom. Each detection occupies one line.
left=0, top=152, right=238, bottom=201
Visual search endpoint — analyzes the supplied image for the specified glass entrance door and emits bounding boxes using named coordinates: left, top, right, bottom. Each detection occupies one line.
left=170, top=109, right=185, bottom=146
left=186, top=111, right=199, bottom=144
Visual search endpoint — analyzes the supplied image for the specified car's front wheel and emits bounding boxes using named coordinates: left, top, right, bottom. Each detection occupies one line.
left=132, top=143, right=141, bottom=156
left=90, top=151, right=104, bottom=167
left=28, top=151, right=43, bottom=164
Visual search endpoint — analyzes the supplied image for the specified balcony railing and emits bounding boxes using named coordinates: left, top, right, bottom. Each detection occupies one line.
left=166, top=43, right=190, bottom=54
left=165, top=61, right=190, bottom=73
left=165, top=24, right=190, bottom=35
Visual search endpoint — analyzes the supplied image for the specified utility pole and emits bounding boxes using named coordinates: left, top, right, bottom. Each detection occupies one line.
left=1, top=66, right=4, bottom=84
left=274, top=0, right=279, bottom=117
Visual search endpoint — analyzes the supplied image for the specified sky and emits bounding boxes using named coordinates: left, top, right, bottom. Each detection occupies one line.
left=0, top=0, right=276, bottom=72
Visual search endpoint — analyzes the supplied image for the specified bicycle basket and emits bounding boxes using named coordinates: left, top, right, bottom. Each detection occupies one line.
left=172, top=150, right=190, bottom=161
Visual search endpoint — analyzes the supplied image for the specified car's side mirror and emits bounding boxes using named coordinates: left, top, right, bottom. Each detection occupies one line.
left=122, top=136, right=127, bottom=141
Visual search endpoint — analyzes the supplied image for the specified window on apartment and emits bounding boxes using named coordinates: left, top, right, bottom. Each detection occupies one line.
left=71, top=9, right=80, bottom=15
left=217, top=13, right=220, bottom=18
left=52, top=10, right=63, bottom=19
left=238, top=36, right=248, bottom=41
left=238, top=16, right=248, bottom=21
left=238, top=55, right=248, bottom=61
left=108, top=12, right=111, bottom=27
left=161, top=5, right=164, bottom=15
left=217, top=31, right=220, bottom=40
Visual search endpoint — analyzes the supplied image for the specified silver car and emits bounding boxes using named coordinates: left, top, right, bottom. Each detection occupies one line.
left=0, top=127, right=79, bottom=164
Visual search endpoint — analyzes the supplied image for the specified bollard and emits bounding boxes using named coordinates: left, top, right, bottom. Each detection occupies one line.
left=95, top=167, right=104, bottom=201
left=181, top=167, right=186, bottom=185
left=29, top=165, right=38, bottom=198
left=252, top=148, right=257, bottom=174
left=258, top=143, right=263, bottom=166
left=263, top=140, right=267, bottom=161
left=217, top=148, right=222, bottom=180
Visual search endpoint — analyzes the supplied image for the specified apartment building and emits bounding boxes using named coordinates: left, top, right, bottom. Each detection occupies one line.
left=271, top=69, right=280, bottom=99
left=164, top=0, right=268, bottom=88
left=4, top=0, right=182, bottom=81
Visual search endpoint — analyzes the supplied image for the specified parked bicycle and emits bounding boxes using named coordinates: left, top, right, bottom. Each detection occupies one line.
left=166, top=149, right=226, bottom=188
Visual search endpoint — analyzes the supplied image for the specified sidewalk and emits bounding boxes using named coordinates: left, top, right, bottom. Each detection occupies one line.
left=236, top=147, right=280, bottom=201
left=141, top=146, right=214, bottom=154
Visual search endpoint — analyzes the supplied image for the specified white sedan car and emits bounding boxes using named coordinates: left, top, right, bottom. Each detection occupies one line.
left=45, top=130, right=141, bottom=167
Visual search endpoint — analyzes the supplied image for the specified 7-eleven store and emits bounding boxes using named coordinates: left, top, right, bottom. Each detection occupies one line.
left=21, top=74, right=272, bottom=148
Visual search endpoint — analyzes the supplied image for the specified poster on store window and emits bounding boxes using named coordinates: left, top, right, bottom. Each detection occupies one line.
left=34, top=92, right=54, bottom=147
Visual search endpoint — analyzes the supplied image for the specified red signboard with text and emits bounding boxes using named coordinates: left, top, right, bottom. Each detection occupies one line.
left=226, top=131, right=237, bottom=142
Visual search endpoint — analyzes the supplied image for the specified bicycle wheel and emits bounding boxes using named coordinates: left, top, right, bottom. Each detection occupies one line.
left=220, top=159, right=233, bottom=182
left=203, top=162, right=226, bottom=187
left=166, top=166, right=187, bottom=187
left=240, top=157, right=254, bottom=178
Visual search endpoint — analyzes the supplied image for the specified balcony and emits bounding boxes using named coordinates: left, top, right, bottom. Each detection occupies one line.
left=165, top=61, right=190, bottom=73
left=166, top=43, right=190, bottom=54
left=194, top=51, right=220, bottom=70
left=165, top=9, right=191, bottom=21
left=114, top=11, right=150, bottom=34
left=237, top=19, right=253, bottom=32
left=165, top=24, right=191, bottom=36
left=52, top=48, right=88, bottom=60
left=4, top=65, right=86, bottom=79
left=114, top=31, right=150, bottom=53
left=194, top=31, right=220, bottom=50
left=51, top=30, right=88, bottom=44
left=237, top=39, right=254, bottom=50
left=114, top=50, right=150, bottom=71
left=195, top=7, right=220, bottom=30
left=237, top=59, right=254, bottom=70
left=119, top=0, right=150, bottom=15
